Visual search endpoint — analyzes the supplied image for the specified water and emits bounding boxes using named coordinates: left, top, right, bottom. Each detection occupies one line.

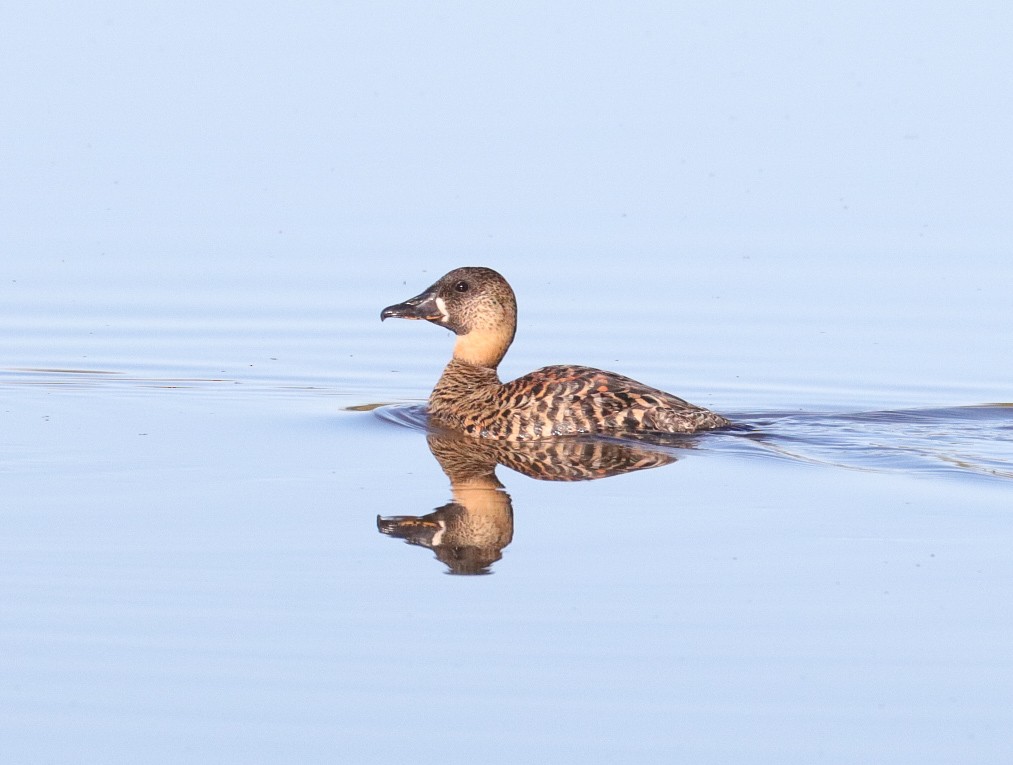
left=3, top=4, right=1013, bottom=764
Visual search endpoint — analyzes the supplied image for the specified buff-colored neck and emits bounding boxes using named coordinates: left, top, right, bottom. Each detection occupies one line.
left=452, top=325, right=514, bottom=368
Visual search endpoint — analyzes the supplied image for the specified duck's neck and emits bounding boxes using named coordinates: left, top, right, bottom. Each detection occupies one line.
left=452, top=326, right=513, bottom=368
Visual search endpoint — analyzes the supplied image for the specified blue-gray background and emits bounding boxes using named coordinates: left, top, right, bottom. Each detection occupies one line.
left=6, top=2, right=1011, bottom=249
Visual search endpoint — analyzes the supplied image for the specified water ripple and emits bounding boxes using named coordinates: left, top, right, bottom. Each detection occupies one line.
left=720, top=405, right=1013, bottom=481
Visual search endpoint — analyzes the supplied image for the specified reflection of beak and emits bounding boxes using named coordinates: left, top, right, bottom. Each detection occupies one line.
left=380, top=287, right=442, bottom=322
left=377, top=514, right=444, bottom=546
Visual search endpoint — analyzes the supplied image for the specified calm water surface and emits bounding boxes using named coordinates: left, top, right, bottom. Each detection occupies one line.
left=2, top=252, right=1011, bottom=764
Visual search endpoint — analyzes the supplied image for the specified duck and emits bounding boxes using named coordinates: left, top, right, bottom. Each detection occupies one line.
left=380, top=266, right=730, bottom=440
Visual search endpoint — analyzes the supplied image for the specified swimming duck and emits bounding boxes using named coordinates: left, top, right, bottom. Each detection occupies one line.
left=380, top=266, right=730, bottom=439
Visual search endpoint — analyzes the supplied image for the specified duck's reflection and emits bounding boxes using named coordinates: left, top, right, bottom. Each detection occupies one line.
left=377, top=432, right=681, bottom=574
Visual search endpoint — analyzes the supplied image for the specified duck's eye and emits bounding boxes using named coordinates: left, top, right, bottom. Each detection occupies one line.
left=454, top=280, right=469, bottom=292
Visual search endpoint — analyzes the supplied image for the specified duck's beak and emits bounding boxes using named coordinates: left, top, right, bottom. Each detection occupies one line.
left=380, top=287, right=443, bottom=322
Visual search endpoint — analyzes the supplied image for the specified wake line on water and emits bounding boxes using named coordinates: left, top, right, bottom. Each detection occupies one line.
left=718, top=405, right=1013, bottom=481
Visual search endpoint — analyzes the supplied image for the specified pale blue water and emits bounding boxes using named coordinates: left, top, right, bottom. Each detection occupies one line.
left=3, top=4, right=1013, bottom=764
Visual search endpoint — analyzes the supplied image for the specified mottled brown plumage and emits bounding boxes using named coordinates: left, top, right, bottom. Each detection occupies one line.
left=381, top=266, right=730, bottom=440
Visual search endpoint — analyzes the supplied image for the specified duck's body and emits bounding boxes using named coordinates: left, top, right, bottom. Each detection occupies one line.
left=381, top=267, right=729, bottom=440
left=430, top=358, right=727, bottom=439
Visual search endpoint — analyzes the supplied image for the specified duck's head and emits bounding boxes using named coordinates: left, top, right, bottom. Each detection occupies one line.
left=381, top=266, right=517, bottom=367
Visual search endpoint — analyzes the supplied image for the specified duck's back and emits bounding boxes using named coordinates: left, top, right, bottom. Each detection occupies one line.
left=430, top=360, right=729, bottom=440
